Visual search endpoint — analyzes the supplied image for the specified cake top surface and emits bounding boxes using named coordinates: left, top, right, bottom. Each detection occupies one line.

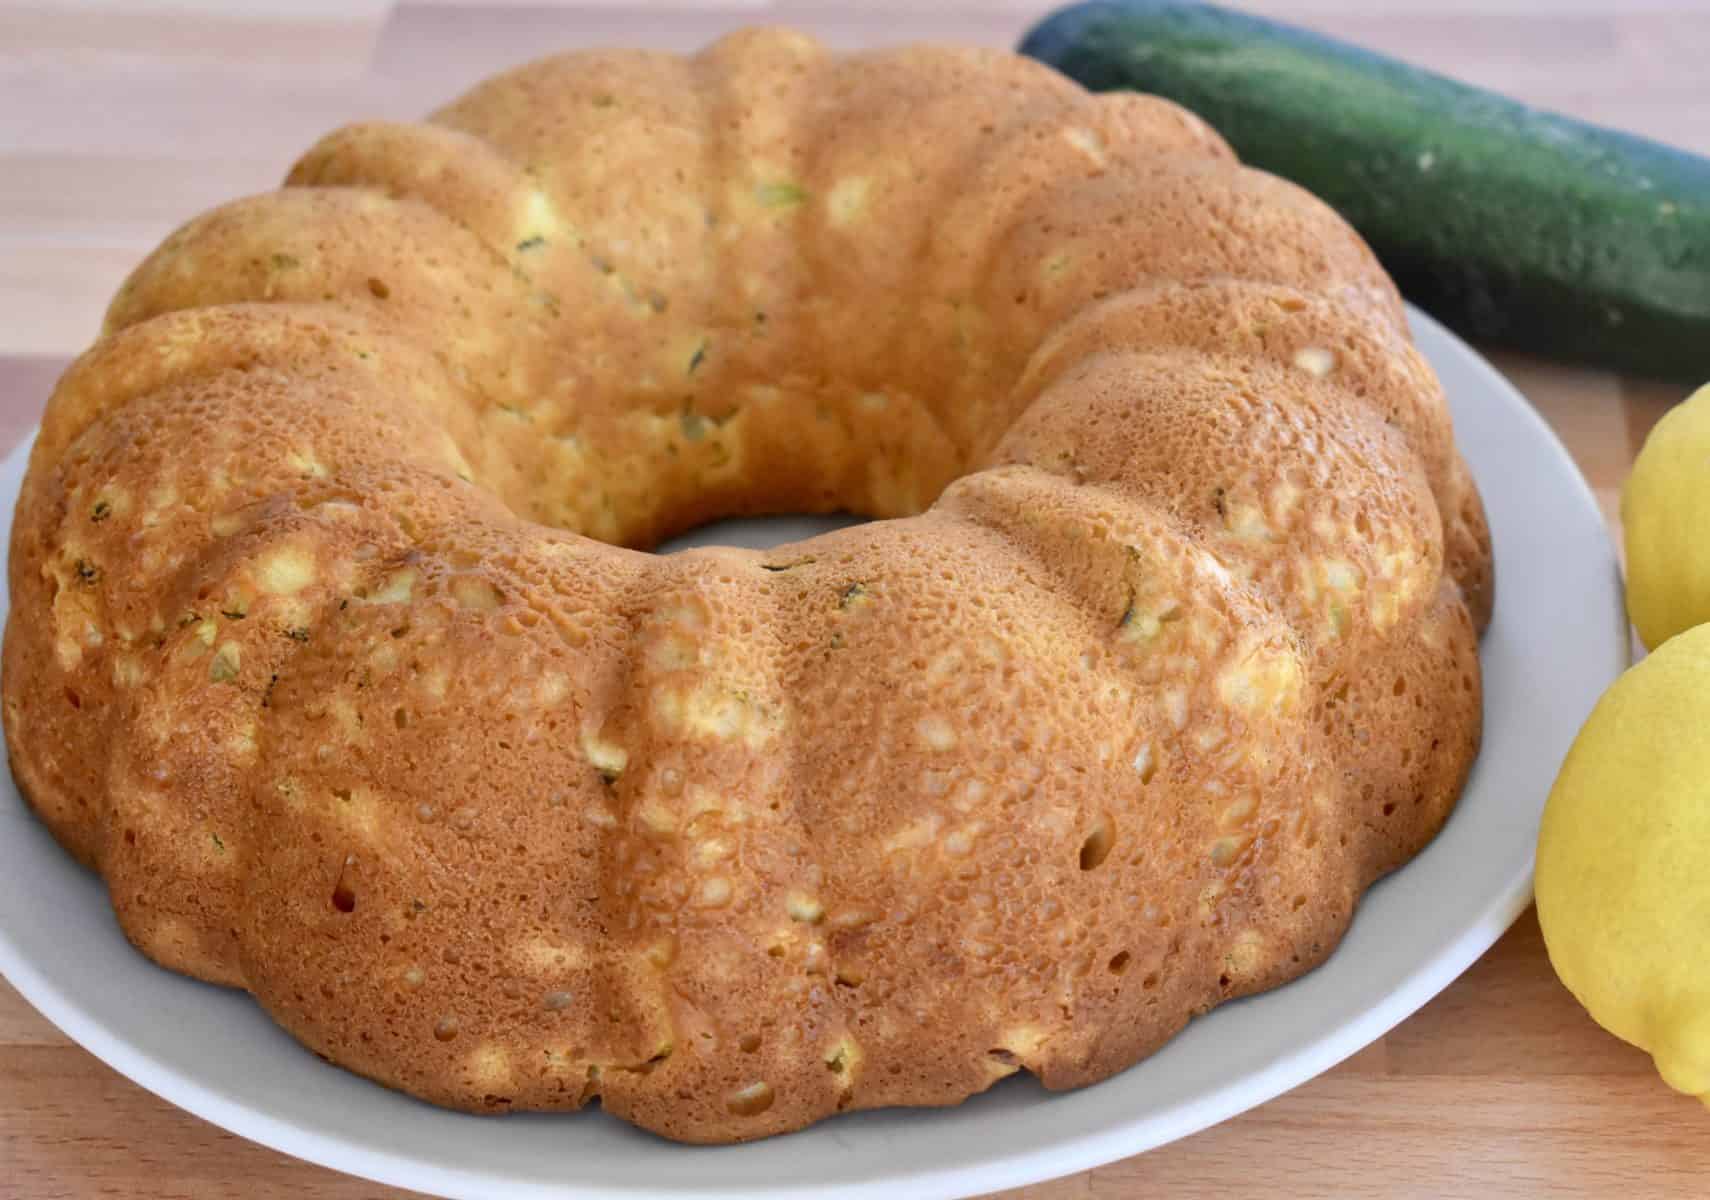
left=3, top=28, right=1488, bottom=1143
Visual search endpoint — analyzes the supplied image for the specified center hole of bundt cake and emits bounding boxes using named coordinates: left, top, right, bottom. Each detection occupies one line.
left=653, top=511, right=869, bottom=554
left=516, top=380, right=967, bottom=548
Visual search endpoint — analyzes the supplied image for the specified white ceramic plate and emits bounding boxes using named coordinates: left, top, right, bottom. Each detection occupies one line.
left=0, top=305, right=1626, bottom=1199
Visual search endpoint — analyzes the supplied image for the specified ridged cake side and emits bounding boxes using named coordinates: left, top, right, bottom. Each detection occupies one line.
left=3, top=29, right=1490, bottom=1142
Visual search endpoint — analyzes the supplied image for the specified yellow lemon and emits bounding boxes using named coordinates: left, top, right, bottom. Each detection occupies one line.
left=1624, top=382, right=1710, bottom=650
left=1537, top=621, right=1710, bottom=1102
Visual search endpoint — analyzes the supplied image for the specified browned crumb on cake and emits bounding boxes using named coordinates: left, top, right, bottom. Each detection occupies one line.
left=1, top=28, right=1489, bottom=1143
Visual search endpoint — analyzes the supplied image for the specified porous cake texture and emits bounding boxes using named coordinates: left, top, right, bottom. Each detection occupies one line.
left=3, top=29, right=1490, bottom=1142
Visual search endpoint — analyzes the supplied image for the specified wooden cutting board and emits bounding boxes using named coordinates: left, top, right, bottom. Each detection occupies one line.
left=3, top=1, right=1709, bottom=1195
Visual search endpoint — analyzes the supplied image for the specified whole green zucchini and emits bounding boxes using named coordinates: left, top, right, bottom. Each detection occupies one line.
left=1021, top=0, right=1710, bottom=381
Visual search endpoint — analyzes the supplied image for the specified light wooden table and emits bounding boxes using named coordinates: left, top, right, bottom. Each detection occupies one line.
left=3, top=1, right=1709, bottom=1196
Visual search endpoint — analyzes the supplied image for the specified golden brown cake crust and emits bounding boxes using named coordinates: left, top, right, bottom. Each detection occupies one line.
left=2, top=29, right=1491, bottom=1143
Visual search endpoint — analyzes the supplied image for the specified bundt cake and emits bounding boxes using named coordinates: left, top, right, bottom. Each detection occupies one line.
left=2, top=28, right=1492, bottom=1143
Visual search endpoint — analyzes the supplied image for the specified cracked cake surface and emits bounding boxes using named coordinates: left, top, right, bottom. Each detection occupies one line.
left=2, top=28, right=1490, bottom=1143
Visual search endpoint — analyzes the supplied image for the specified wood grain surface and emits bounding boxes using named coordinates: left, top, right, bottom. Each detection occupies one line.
left=3, top=1, right=1708, bottom=1196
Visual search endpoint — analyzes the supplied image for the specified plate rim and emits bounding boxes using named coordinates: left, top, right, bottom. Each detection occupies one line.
left=0, top=302, right=1626, bottom=1200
